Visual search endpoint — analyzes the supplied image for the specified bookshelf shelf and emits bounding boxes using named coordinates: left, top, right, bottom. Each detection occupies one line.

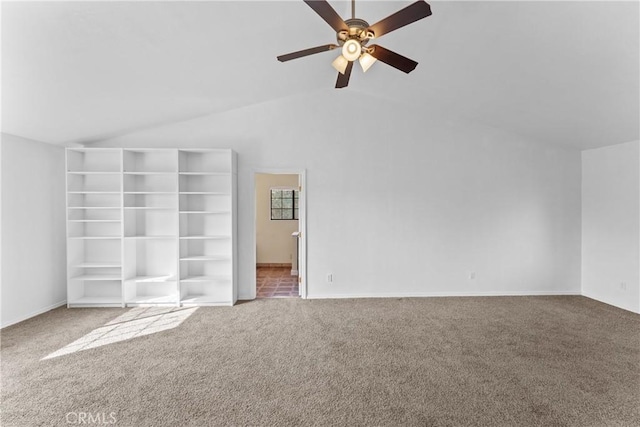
left=180, top=256, right=230, bottom=261
left=71, top=275, right=122, bottom=281
left=68, top=296, right=123, bottom=307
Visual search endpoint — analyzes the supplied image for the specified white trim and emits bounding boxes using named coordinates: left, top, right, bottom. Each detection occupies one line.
left=298, top=171, right=306, bottom=299
left=238, top=291, right=255, bottom=300
left=1, top=300, right=67, bottom=329
left=251, top=169, right=307, bottom=300
left=306, top=290, right=582, bottom=300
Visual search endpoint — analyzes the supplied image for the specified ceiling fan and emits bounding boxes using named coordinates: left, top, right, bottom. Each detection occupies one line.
left=277, top=0, right=432, bottom=89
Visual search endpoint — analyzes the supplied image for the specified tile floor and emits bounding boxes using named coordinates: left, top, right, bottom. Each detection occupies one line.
left=256, top=266, right=299, bottom=298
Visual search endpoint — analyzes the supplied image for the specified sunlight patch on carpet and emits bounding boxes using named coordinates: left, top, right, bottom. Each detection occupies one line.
left=41, top=307, right=198, bottom=360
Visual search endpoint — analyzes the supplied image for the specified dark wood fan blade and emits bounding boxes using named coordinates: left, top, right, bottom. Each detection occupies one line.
left=304, top=0, right=348, bottom=33
left=368, top=45, right=418, bottom=73
left=366, top=1, right=431, bottom=38
left=277, top=44, right=339, bottom=62
left=335, top=61, right=354, bottom=88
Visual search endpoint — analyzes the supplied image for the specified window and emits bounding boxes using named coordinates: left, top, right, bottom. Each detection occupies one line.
left=270, top=189, right=299, bottom=220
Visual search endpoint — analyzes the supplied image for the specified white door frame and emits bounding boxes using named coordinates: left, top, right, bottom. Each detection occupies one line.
left=252, top=169, right=307, bottom=299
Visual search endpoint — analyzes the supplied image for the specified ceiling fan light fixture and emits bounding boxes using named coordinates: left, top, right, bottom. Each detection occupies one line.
left=331, top=55, right=349, bottom=74
left=277, top=0, right=432, bottom=88
left=342, top=39, right=361, bottom=61
left=359, top=52, right=377, bottom=73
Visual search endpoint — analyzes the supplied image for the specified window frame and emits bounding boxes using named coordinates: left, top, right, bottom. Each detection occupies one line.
left=270, top=187, right=299, bottom=221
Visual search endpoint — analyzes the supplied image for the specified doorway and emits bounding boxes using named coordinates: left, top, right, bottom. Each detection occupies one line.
left=254, top=171, right=306, bottom=299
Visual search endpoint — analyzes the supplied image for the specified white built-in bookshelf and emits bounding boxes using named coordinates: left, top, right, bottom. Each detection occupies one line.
left=66, top=148, right=237, bottom=307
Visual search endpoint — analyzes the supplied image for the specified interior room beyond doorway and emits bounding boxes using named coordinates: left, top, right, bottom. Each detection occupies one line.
left=255, top=173, right=300, bottom=299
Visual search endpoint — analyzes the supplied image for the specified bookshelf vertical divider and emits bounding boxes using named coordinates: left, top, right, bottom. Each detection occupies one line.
left=66, top=148, right=237, bottom=307
left=120, top=149, right=125, bottom=308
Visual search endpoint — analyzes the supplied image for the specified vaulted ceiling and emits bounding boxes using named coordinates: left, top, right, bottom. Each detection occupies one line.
left=2, top=1, right=638, bottom=149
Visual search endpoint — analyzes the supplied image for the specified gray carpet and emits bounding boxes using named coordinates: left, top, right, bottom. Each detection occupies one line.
left=1, top=296, right=639, bottom=426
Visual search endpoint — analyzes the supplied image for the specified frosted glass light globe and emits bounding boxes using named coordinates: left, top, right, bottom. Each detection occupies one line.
left=359, top=52, right=377, bottom=72
left=342, top=39, right=361, bottom=62
left=332, top=55, right=348, bottom=74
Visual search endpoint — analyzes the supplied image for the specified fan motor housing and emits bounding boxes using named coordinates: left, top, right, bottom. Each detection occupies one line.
left=337, top=18, right=371, bottom=46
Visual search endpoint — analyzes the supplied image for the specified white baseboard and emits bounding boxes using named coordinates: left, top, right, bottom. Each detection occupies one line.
left=1, top=300, right=67, bottom=329
left=291, top=270, right=298, bottom=276
left=306, top=290, right=581, bottom=300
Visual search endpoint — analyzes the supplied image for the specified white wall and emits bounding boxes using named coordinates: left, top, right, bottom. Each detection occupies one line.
left=256, top=174, right=299, bottom=265
left=1, top=134, right=67, bottom=327
left=582, top=140, right=640, bottom=313
left=89, top=90, right=582, bottom=300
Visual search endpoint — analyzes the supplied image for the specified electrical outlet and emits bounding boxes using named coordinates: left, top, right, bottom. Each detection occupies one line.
left=327, top=274, right=333, bottom=283
left=469, top=272, right=476, bottom=280
left=620, top=282, right=627, bottom=291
